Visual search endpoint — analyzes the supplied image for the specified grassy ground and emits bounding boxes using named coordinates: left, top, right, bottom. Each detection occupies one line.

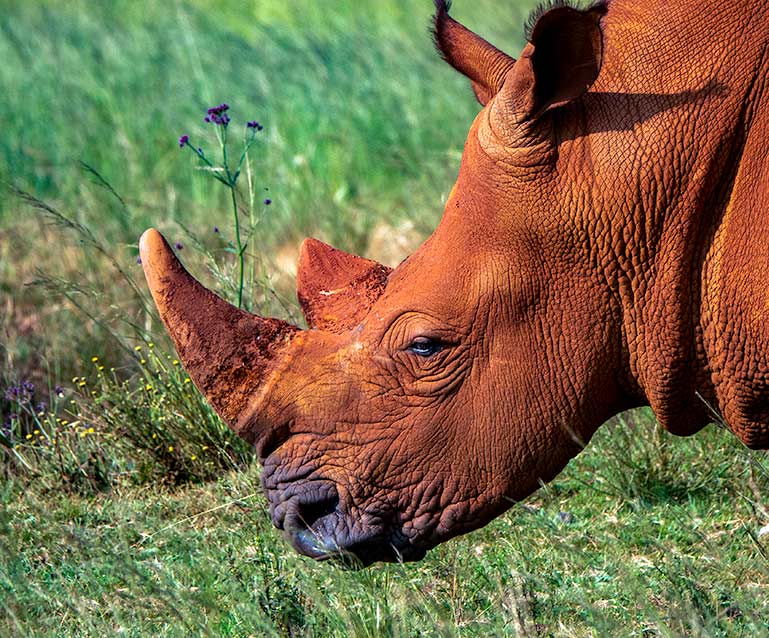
left=3, top=412, right=769, bottom=636
left=2, top=0, right=769, bottom=635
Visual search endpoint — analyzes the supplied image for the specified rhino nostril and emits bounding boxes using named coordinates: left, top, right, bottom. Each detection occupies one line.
left=296, top=493, right=339, bottom=530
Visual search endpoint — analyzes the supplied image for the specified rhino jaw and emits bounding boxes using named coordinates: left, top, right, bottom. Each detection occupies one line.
left=139, top=228, right=299, bottom=437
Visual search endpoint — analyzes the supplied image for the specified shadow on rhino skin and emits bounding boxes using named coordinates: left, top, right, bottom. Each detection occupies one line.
left=559, top=80, right=728, bottom=140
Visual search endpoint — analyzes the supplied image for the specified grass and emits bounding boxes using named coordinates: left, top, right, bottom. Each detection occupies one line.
left=3, top=414, right=769, bottom=636
left=2, top=0, right=769, bottom=635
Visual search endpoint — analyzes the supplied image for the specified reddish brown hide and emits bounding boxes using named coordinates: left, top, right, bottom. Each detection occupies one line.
left=141, top=0, right=769, bottom=566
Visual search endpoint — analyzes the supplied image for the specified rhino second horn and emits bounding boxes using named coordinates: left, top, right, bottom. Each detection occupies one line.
left=139, top=228, right=299, bottom=435
left=296, top=237, right=392, bottom=333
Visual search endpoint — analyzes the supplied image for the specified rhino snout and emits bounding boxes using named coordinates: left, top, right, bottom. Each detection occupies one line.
left=265, top=479, right=426, bottom=567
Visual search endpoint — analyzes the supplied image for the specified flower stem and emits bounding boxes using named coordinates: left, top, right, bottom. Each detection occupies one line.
left=220, top=126, right=245, bottom=310
left=229, top=186, right=245, bottom=309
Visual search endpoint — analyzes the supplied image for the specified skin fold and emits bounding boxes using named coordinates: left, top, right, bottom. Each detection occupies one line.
left=140, top=0, right=769, bottom=565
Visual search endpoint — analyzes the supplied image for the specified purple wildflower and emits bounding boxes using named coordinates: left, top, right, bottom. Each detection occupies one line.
left=213, top=226, right=220, bottom=234
left=136, top=256, right=142, bottom=265
left=54, top=385, right=64, bottom=397
left=174, top=242, right=184, bottom=251
left=247, top=121, right=264, bottom=131
left=178, top=134, right=189, bottom=148
left=205, top=103, right=231, bottom=126
left=264, top=198, right=272, bottom=206
left=36, top=401, right=47, bottom=413
left=207, top=103, right=229, bottom=115
left=5, top=381, right=34, bottom=404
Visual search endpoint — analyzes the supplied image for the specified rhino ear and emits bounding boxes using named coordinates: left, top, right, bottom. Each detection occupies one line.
left=296, top=238, right=392, bottom=333
left=500, top=3, right=607, bottom=119
left=433, top=0, right=516, bottom=105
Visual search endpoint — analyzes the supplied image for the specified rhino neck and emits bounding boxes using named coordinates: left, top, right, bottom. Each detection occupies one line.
left=636, top=49, right=769, bottom=447
left=562, top=0, right=769, bottom=441
left=602, top=108, right=763, bottom=438
left=608, top=81, right=769, bottom=442
left=698, top=59, right=769, bottom=448
left=550, top=108, right=711, bottom=436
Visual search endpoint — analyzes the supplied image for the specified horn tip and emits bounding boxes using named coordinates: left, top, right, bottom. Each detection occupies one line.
left=299, top=237, right=330, bottom=264
left=139, top=228, right=165, bottom=259
left=139, top=228, right=181, bottom=295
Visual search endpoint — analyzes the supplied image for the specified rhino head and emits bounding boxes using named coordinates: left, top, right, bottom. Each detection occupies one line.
left=140, top=0, right=769, bottom=565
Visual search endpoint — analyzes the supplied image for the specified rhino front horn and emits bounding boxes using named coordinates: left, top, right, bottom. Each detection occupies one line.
left=139, top=229, right=299, bottom=436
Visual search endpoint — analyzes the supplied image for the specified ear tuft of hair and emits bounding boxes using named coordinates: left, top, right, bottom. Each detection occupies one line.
left=524, top=0, right=608, bottom=41
left=431, top=0, right=453, bottom=63
left=433, top=0, right=453, bottom=18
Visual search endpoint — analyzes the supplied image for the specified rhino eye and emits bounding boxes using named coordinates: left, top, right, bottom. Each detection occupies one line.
left=407, top=337, right=444, bottom=357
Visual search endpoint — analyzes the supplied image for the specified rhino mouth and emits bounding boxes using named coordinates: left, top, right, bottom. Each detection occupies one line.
left=268, top=484, right=427, bottom=567
left=286, top=522, right=428, bottom=568
left=287, top=526, right=425, bottom=568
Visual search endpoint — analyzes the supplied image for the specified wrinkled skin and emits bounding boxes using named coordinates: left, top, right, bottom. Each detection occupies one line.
left=140, top=0, right=769, bottom=566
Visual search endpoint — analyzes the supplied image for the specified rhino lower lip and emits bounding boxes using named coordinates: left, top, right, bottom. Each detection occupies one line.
left=288, top=528, right=357, bottom=563
left=285, top=523, right=427, bottom=568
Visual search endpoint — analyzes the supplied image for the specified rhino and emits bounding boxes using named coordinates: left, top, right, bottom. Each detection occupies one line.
left=139, top=0, right=769, bottom=565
